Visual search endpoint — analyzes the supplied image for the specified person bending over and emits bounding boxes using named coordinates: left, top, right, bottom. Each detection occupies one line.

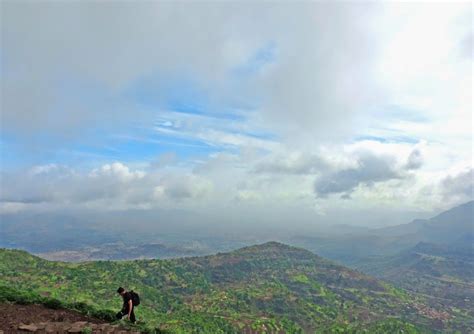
left=116, top=287, right=136, bottom=323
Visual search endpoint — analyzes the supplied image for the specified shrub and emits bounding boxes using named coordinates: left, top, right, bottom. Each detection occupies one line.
left=71, top=301, right=90, bottom=313
left=0, top=285, right=42, bottom=305
left=43, top=298, right=63, bottom=310
left=90, top=309, right=116, bottom=322
left=81, top=327, right=92, bottom=334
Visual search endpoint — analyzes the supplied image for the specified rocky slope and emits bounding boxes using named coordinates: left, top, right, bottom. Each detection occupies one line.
left=0, top=303, right=139, bottom=333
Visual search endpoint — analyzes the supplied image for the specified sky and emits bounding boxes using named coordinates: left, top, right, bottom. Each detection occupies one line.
left=0, top=1, right=472, bottom=229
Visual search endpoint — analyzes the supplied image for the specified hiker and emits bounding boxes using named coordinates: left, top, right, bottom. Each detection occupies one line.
left=116, top=287, right=139, bottom=323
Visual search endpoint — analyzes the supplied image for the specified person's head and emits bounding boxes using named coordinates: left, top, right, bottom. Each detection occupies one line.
left=117, top=287, right=125, bottom=296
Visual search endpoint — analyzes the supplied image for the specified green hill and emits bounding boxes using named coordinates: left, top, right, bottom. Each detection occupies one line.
left=355, top=242, right=474, bottom=329
left=0, top=242, right=466, bottom=333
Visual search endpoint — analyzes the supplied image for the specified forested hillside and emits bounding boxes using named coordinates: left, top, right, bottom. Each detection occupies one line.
left=1, top=242, right=469, bottom=333
left=356, top=242, right=474, bottom=328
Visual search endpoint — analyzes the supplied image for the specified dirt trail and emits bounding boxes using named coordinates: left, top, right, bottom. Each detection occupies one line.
left=0, top=304, right=140, bottom=333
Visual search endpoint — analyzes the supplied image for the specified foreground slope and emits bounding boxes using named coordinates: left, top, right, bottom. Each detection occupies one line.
left=0, top=242, right=466, bottom=333
left=0, top=303, right=140, bottom=333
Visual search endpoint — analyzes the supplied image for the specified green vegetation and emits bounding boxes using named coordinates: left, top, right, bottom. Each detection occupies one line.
left=317, top=318, right=428, bottom=333
left=0, top=242, right=466, bottom=333
left=81, top=327, right=93, bottom=334
left=0, top=285, right=116, bottom=322
left=356, top=242, right=474, bottom=331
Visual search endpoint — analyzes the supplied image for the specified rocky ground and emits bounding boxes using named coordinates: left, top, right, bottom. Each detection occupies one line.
left=0, top=304, right=140, bottom=333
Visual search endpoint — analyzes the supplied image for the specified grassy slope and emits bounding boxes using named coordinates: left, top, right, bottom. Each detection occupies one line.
left=0, top=242, right=458, bottom=333
left=355, top=242, right=474, bottom=330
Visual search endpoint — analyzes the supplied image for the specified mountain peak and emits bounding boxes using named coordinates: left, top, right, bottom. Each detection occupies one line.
left=224, top=241, right=323, bottom=262
left=234, top=241, right=310, bottom=254
left=432, top=200, right=474, bottom=221
left=252, top=241, right=293, bottom=249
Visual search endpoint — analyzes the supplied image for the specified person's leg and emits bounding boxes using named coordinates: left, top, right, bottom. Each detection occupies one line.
left=130, top=307, right=136, bottom=323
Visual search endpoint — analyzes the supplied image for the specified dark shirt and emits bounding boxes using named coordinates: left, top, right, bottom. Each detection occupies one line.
left=122, top=292, right=133, bottom=311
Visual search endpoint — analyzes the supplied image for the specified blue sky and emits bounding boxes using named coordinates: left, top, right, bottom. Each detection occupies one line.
left=0, top=1, right=472, bottom=227
left=1, top=38, right=278, bottom=169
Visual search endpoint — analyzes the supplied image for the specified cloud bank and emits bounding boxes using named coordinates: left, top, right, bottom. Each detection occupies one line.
left=1, top=2, right=472, bottom=228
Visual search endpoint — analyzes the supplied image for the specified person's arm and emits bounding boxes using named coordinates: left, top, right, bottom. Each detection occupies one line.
left=127, top=299, right=133, bottom=319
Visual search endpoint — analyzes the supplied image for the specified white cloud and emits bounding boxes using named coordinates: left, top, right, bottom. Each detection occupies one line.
left=439, top=168, right=474, bottom=205
left=90, top=162, right=145, bottom=182
left=29, top=164, right=60, bottom=176
left=254, top=152, right=327, bottom=175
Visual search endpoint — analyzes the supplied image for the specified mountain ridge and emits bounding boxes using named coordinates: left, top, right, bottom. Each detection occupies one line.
left=373, top=200, right=473, bottom=243
left=1, top=242, right=467, bottom=333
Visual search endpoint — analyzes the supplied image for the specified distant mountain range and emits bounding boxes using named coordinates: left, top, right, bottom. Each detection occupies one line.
left=1, top=201, right=472, bottom=332
left=352, top=202, right=473, bottom=329
left=289, top=201, right=473, bottom=264
left=373, top=200, right=473, bottom=246
left=2, top=201, right=471, bottom=265
left=2, top=241, right=467, bottom=333
left=285, top=201, right=473, bottom=332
